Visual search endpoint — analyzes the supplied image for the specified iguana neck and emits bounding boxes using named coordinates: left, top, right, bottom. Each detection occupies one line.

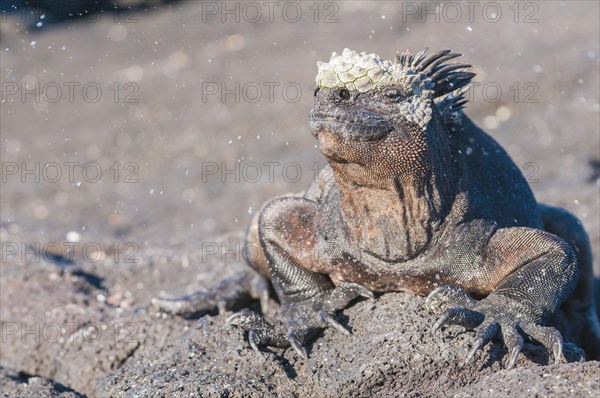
left=331, top=165, right=454, bottom=262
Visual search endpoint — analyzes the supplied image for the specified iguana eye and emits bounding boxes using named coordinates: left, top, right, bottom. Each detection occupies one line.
left=384, top=89, right=402, bottom=101
left=314, top=87, right=321, bottom=97
left=338, top=88, right=350, bottom=100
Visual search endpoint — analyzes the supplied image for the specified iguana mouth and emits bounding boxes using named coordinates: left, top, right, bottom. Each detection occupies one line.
left=310, top=109, right=392, bottom=141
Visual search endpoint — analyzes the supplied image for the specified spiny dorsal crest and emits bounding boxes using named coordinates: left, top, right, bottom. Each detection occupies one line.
left=316, top=48, right=474, bottom=127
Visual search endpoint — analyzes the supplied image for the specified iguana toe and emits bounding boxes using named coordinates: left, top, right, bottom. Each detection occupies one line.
left=426, top=285, right=477, bottom=310
left=320, top=310, right=351, bottom=335
left=432, top=306, right=485, bottom=331
left=464, top=320, right=499, bottom=364
left=324, top=282, right=374, bottom=311
left=519, top=323, right=564, bottom=365
left=501, top=323, right=525, bottom=369
left=286, top=329, right=309, bottom=359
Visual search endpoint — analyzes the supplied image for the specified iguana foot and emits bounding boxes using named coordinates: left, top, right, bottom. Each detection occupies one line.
left=228, top=282, right=373, bottom=358
left=426, top=285, right=564, bottom=369
left=151, top=269, right=270, bottom=317
left=227, top=310, right=291, bottom=353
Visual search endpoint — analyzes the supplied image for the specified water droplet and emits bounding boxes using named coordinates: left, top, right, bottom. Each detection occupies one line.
left=66, top=231, right=81, bottom=242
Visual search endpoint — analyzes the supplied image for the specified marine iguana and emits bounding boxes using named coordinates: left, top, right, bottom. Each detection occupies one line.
left=154, top=48, right=600, bottom=367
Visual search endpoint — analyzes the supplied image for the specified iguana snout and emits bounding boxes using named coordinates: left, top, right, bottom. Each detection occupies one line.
left=309, top=97, right=393, bottom=142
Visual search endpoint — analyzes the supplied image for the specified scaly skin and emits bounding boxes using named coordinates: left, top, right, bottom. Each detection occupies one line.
left=154, top=48, right=600, bottom=366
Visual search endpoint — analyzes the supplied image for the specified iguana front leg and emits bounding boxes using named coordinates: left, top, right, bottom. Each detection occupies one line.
left=228, top=196, right=372, bottom=358
left=427, top=227, right=579, bottom=368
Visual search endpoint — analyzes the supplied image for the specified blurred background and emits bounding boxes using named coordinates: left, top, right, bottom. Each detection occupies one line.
left=0, top=1, right=599, bottom=395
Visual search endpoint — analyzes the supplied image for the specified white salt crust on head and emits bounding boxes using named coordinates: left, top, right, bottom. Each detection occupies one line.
left=316, top=48, right=435, bottom=93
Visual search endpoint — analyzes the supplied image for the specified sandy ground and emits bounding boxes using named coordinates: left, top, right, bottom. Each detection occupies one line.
left=1, top=1, right=599, bottom=396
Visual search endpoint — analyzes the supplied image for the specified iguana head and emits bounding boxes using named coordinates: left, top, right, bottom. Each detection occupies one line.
left=310, top=48, right=474, bottom=180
